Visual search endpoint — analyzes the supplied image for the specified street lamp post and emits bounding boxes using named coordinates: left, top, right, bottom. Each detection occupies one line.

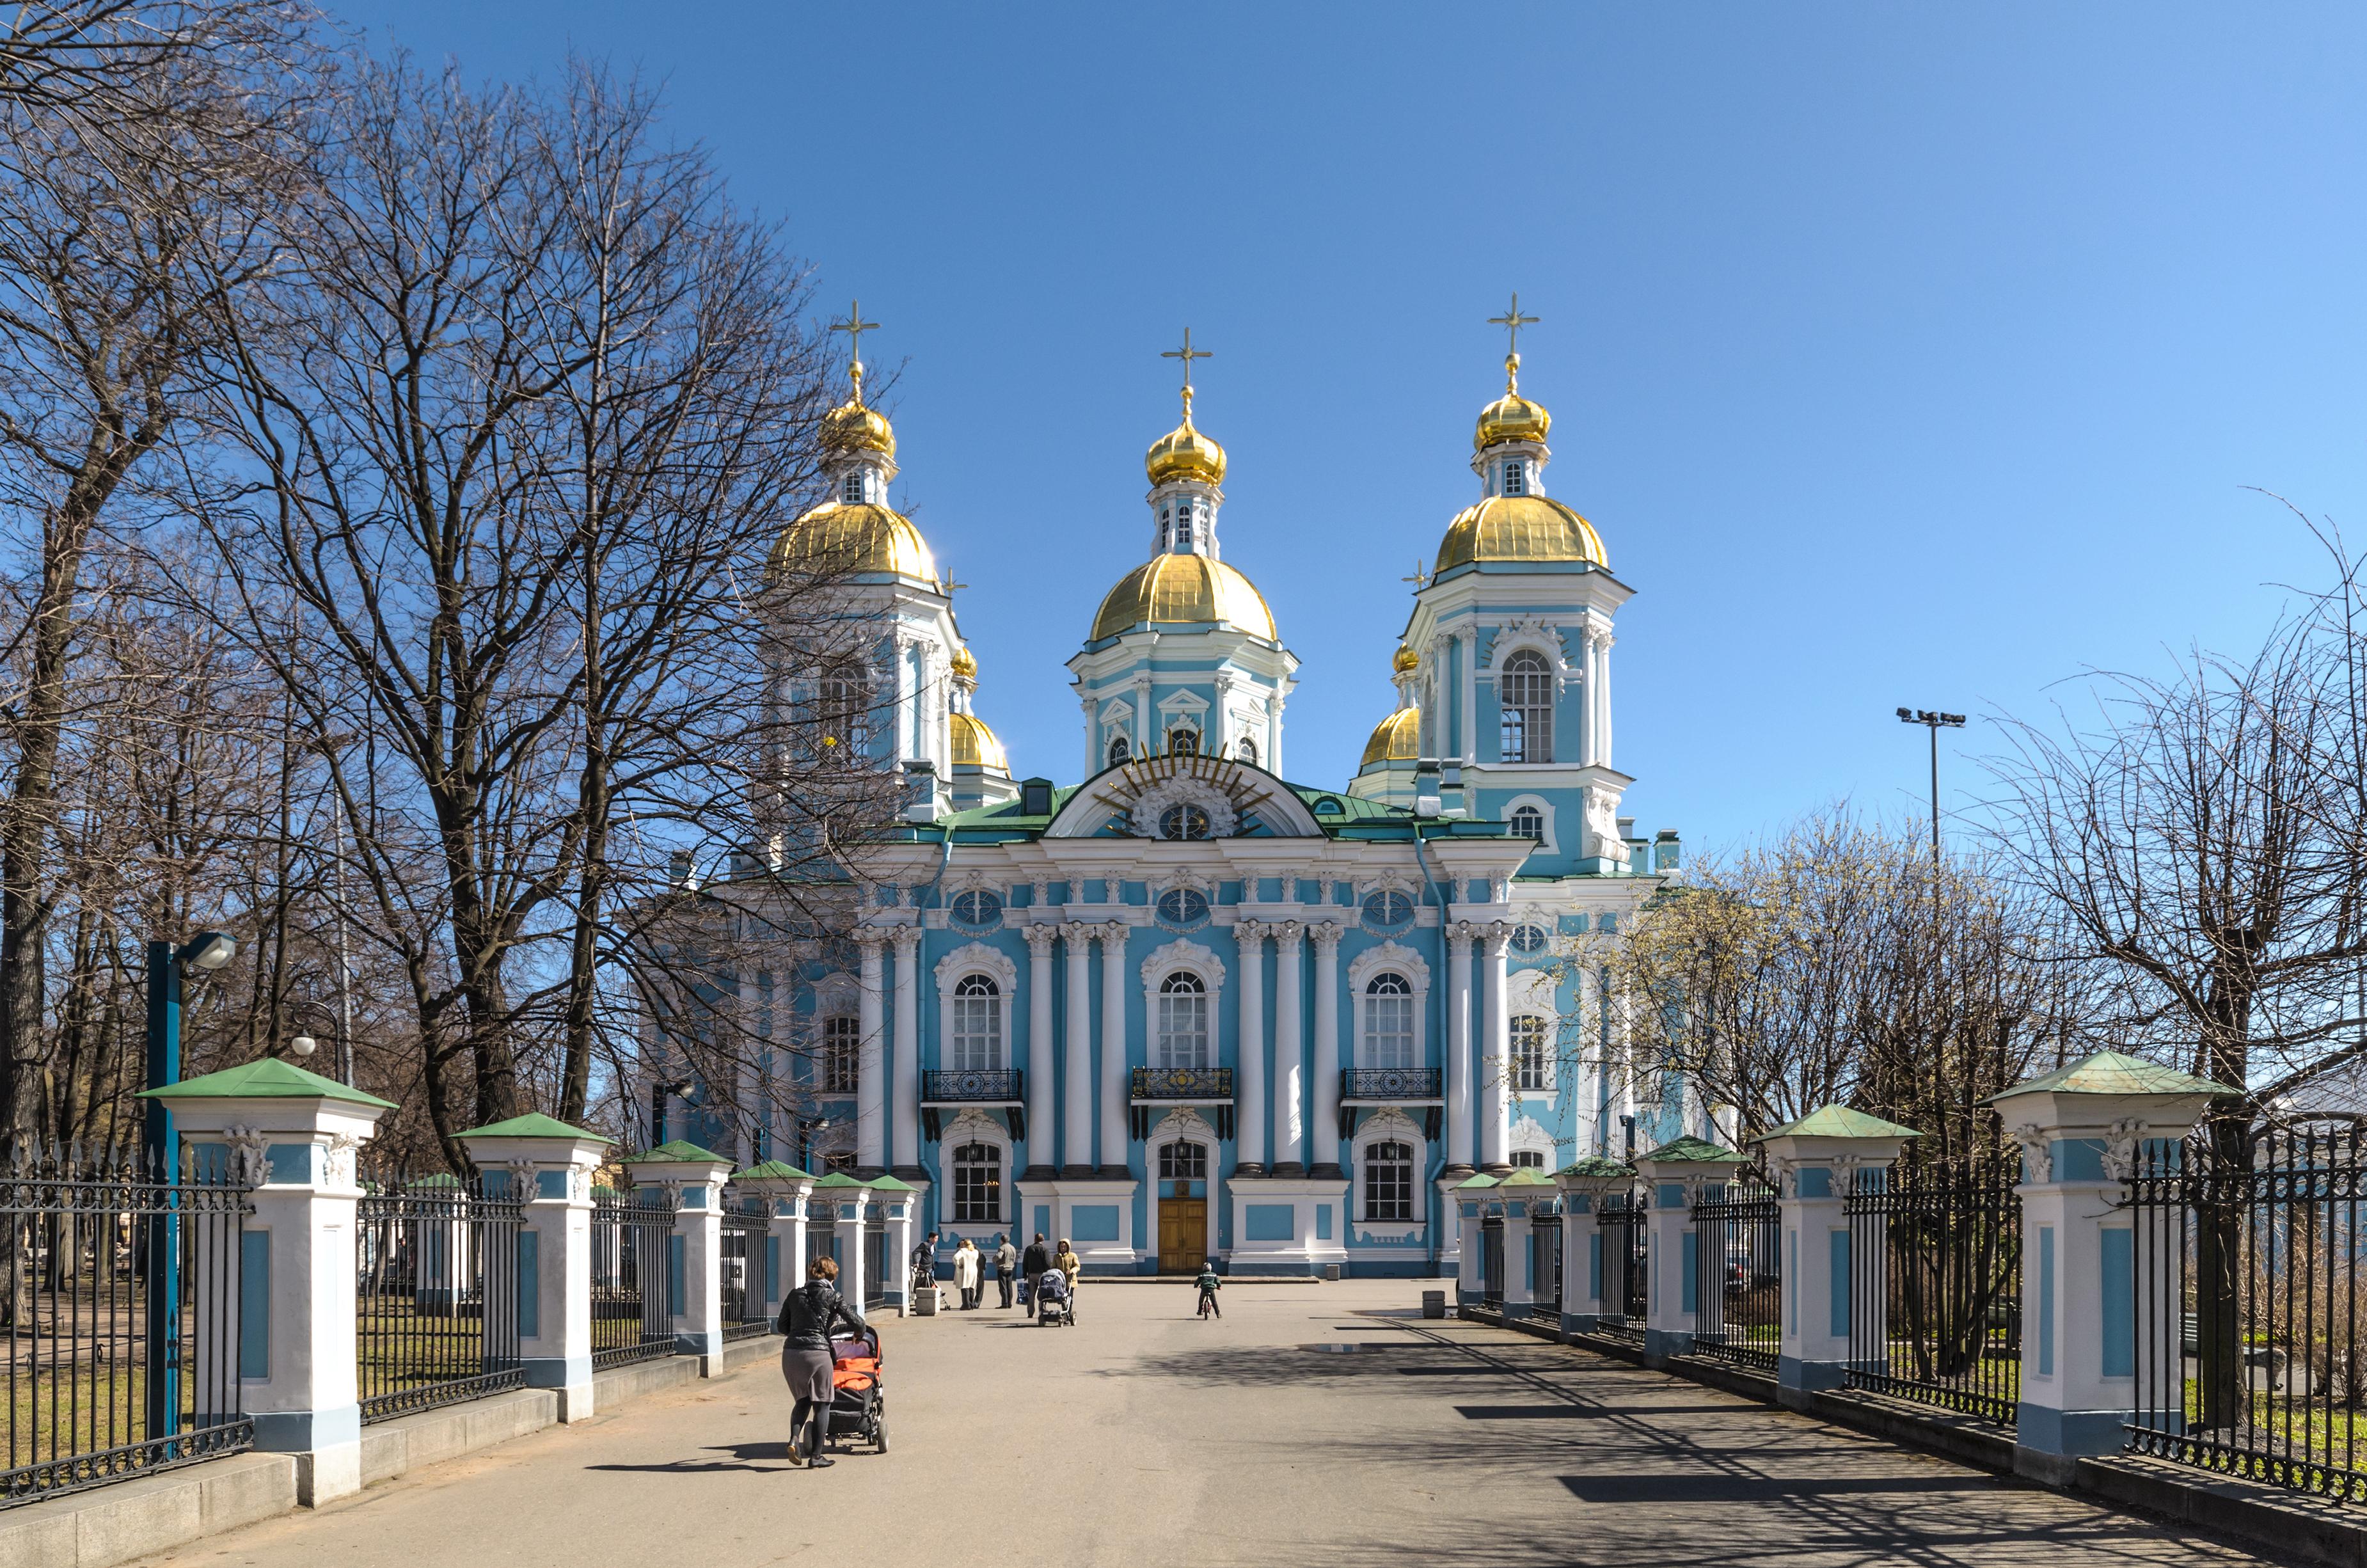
left=1894, top=708, right=1967, bottom=867
left=141, top=930, right=237, bottom=1442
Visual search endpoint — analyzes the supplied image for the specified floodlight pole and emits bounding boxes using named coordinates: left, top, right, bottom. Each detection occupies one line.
left=1895, top=708, right=1967, bottom=868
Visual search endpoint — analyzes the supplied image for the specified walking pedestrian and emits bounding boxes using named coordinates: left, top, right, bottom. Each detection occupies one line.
left=778, top=1256, right=869, bottom=1469
left=1054, top=1238, right=1082, bottom=1324
left=1022, top=1233, right=1050, bottom=1319
left=1196, top=1260, right=1223, bottom=1320
left=954, top=1237, right=981, bottom=1308
left=994, top=1234, right=1019, bottom=1309
left=912, top=1230, right=939, bottom=1308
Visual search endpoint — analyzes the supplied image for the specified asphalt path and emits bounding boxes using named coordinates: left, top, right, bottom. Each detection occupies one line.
left=130, top=1279, right=2290, bottom=1567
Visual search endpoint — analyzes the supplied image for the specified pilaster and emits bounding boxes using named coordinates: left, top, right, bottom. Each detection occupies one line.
left=891, top=927, right=923, bottom=1179
left=622, top=1141, right=734, bottom=1373
left=1308, top=922, right=1343, bottom=1178
left=1752, top=1107, right=1918, bottom=1395
left=1634, top=1137, right=1747, bottom=1360
left=733, top=1160, right=814, bottom=1322
left=1555, top=1156, right=1633, bottom=1335
left=456, top=1114, right=616, bottom=1422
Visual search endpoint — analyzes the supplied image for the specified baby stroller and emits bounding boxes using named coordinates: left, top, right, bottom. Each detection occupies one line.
left=1036, top=1270, right=1075, bottom=1327
left=825, top=1327, right=889, bottom=1453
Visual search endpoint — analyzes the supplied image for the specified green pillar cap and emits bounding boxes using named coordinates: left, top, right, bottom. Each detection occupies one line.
left=622, top=1139, right=729, bottom=1165
left=459, top=1112, right=614, bottom=1143
left=1755, top=1105, right=1921, bottom=1141
left=733, top=1160, right=814, bottom=1182
left=137, top=1057, right=397, bottom=1109
left=1983, top=1049, right=2237, bottom=1103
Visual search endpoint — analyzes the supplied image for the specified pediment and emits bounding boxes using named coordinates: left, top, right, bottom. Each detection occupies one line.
left=1043, top=754, right=1322, bottom=839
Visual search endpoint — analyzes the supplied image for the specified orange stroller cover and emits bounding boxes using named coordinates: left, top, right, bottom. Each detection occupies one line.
left=832, top=1356, right=880, bottom=1393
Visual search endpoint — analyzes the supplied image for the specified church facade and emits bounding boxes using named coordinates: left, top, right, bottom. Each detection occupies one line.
left=658, top=322, right=1702, bottom=1276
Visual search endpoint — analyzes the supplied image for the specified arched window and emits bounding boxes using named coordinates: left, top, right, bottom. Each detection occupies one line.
left=951, top=975, right=1002, bottom=1070
left=1159, top=804, right=1212, bottom=841
left=952, top=1142, right=1001, bottom=1223
left=1107, top=734, right=1131, bottom=768
left=1500, top=650, right=1553, bottom=763
left=821, top=1013, right=859, bottom=1094
left=1157, top=972, right=1209, bottom=1067
left=1364, top=974, right=1415, bottom=1068
left=1365, top=1140, right=1414, bottom=1221
left=818, top=660, right=866, bottom=757
left=1511, top=1014, right=1551, bottom=1091
left=1236, top=735, right=1258, bottom=766
left=1168, top=727, right=1200, bottom=757
left=1510, top=805, right=1544, bottom=841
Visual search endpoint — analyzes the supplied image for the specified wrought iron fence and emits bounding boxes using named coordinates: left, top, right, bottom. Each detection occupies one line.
left=1479, top=1216, right=1504, bottom=1307
left=591, top=1187, right=678, bottom=1368
left=0, top=1141, right=255, bottom=1507
left=1596, top=1194, right=1647, bottom=1343
left=354, top=1162, right=525, bottom=1422
left=1846, top=1141, right=2022, bottom=1425
left=2124, top=1123, right=2367, bottom=1501
left=1693, top=1166, right=1782, bottom=1372
left=720, top=1205, right=773, bottom=1342
left=1532, top=1209, right=1563, bottom=1319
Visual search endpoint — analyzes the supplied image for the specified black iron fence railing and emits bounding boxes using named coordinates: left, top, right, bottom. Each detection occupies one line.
left=355, top=1164, right=525, bottom=1423
left=2124, top=1125, right=2367, bottom=1501
left=921, top=1070, right=1023, bottom=1103
left=1846, top=1145, right=2022, bottom=1426
left=1693, top=1169, right=1781, bottom=1372
left=1533, top=1214, right=1564, bottom=1319
left=0, top=1142, right=255, bottom=1507
left=591, top=1188, right=679, bottom=1369
left=1340, top=1068, right=1443, bottom=1102
left=720, top=1207, right=773, bottom=1342
left=1479, top=1216, right=1505, bottom=1307
left=1593, top=1195, right=1647, bottom=1343
left=1131, top=1067, right=1233, bottom=1100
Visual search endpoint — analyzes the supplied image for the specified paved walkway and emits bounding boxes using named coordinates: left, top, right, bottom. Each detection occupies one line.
left=134, top=1280, right=2290, bottom=1568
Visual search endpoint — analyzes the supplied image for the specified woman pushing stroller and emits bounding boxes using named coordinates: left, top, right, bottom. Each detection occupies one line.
left=779, top=1256, right=869, bottom=1468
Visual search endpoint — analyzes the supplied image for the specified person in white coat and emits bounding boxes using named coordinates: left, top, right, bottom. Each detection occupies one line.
left=953, top=1237, right=982, bottom=1310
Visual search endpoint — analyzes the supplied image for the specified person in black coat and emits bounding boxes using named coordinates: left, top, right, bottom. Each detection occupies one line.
left=1021, top=1233, right=1051, bottom=1319
left=778, top=1256, right=870, bottom=1468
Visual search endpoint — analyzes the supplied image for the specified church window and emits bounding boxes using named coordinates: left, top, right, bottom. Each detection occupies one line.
left=1155, top=888, right=1209, bottom=930
left=1510, top=922, right=1549, bottom=956
left=1509, top=1149, right=1547, bottom=1170
left=1361, top=889, right=1413, bottom=932
left=1107, top=734, right=1131, bottom=768
left=1157, top=972, right=1210, bottom=1068
left=1159, top=1140, right=1208, bottom=1181
left=821, top=1148, right=858, bottom=1176
left=952, top=1142, right=1001, bottom=1223
left=821, top=1013, right=859, bottom=1094
left=1364, top=1141, right=1414, bottom=1222
left=1159, top=803, right=1212, bottom=841
left=1168, top=727, right=1199, bottom=757
left=951, top=975, right=1002, bottom=1070
left=1235, top=736, right=1258, bottom=766
left=1500, top=651, right=1553, bottom=763
left=950, top=889, right=1003, bottom=930
left=1510, top=805, right=1544, bottom=841
left=1502, top=460, right=1526, bottom=497
left=840, top=471, right=864, bottom=504
left=1364, top=974, right=1414, bottom=1068
left=818, top=660, right=867, bottom=757
left=1512, top=1014, right=1550, bottom=1091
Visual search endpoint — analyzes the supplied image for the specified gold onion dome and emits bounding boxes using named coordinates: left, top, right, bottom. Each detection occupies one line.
left=1145, top=397, right=1227, bottom=487
left=1091, top=552, right=1275, bottom=642
left=950, top=644, right=977, bottom=680
left=1435, top=495, right=1607, bottom=573
left=1360, top=706, right=1420, bottom=769
left=820, top=365, right=895, bottom=456
left=1475, top=352, right=1550, bottom=451
left=771, top=501, right=938, bottom=581
left=1392, top=642, right=1420, bottom=674
left=949, top=709, right=1008, bottom=774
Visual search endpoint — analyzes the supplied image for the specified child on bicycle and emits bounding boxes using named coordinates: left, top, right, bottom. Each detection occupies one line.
left=1196, top=1260, right=1222, bottom=1319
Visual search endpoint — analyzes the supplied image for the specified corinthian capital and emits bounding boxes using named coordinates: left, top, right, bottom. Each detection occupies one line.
left=1233, top=919, right=1268, bottom=945
left=1272, top=919, right=1305, bottom=949
left=1309, top=920, right=1344, bottom=953
left=1096, top=920, right=1132, bottom=944
left=891, top=925, right=921, bottom=956
left=855, top=926, right=890, bottom=954
left=1481, top=919, right=1513, bottom=958
left=1023, top=923, right=1059, bottom=957
left=1058, top=921, right=1096, bottom=944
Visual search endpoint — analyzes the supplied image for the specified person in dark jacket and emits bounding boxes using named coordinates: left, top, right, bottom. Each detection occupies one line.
left=1021, top=1233, right=1051, bottom=1319
left=778, top=1256, right=869, bottom=1468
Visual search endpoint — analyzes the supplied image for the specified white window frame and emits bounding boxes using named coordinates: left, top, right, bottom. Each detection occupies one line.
left=1147, top=1108, right=1221, bottom=1266
left=1139, top=938, right=1226, bottom=1070
left=1347, top=941, right=1430, bottom=1071
left=1509, top=1113, right=1558, bottom=1171
left=1510, top=1011, right=1553, bottom=1094
left=813, top=972, right=860, bottom=1097
left=940, top=1109, right=1012, bottom=1226
left=933, top=941, right=1018, bottom=1075
left=1350, top=1109, right=1429, bottom=1235
left=1499, top=648, right=1556, bottom=764
left=1501, top=793, right=1558, bottom=855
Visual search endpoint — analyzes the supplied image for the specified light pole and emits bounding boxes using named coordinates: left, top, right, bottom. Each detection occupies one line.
left=1895, top=708, right=1966, bottom=867
left=142, top=930, right=237, bottom=1442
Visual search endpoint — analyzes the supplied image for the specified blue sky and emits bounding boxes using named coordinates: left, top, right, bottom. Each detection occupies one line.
left=342, top=3, right=2367, bottom=857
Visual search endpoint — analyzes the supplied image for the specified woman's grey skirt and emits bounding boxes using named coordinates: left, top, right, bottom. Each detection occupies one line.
left=780, top=1346, right=834, bottom=1402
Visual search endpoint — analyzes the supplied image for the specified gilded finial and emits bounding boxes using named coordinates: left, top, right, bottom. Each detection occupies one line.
left=1162, top=327, right=1211, bottom=424
left=830, top=297, right=881, bottom=404
left=1487, top=294, right=1539, bottom=392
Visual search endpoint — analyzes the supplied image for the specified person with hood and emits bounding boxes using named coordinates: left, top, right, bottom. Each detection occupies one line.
left=777, top=1256, right=869, bottom=1468
left=1021, top=1233, right=1051, bottom=1317
left=993, top=1234, right=1019, bottom=1309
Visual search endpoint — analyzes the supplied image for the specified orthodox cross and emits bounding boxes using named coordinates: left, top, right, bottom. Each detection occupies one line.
left=1162, top=327, right=1211, bottom=409
left=830, top=299, right=880, bottom=377
left=1402, top=558, right=1429, bottom=591
left=1487, top=294, right=1539, bottom=358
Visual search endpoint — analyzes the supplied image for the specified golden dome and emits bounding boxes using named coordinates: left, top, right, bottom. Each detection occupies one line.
left=771, top=501, right=938, bottom=582
left=1392, top=643, right=1420, bottom=674
left=950, top=644, right=976, bottom=680
left=1145, top=406, right=1227, bottom=487
left=1475, top=379, right=1550, bottom=450
left=1359, top=706, right=1420, bottom=770
left=820, top=362, right=894, bottom=456
left=1091, top=553, right=1275, bottom=642
left=949, top=709, right=1008, bottom=774
left=1435, top=495, right=1606, bottom=573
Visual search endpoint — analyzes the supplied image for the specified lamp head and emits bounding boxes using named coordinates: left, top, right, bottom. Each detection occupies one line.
left=290, top=1034, right=317, bottom=1057
left=180, top=932, right=237, bottom=971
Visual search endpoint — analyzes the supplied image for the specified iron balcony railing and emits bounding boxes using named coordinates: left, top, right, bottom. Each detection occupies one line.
left=1340, top=1068, right=1443, bottom=1102
left=1131, top=1067, right=1234, bottom=1101
left=921, top=1069, right=1024, bottom=1103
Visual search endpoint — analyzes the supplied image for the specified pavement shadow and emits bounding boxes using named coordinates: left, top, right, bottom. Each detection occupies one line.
left=583, top=1440, right=802, bottom=1475
left=1560, top=1472, right=2009, bottom=1503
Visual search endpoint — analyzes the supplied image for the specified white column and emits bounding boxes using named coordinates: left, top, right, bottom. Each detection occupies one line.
left=1597, top=633, right=1614, bottom=770
left=457, top=1123, right=611, bottom=1423
left=1480, top=921, right=1512, bottom=1172
left=839, top=1186, right=873, bottom=1308
left=1098, top=921, right=1130, bottom=1173
left=1310, top=922, right=1343, bottom=1178
left=891, top=928, right=921, bottom=1178
left=1061, top=922, right=1094, bottom=1175
left=1024, top=924, right=1057, bottom=1176
left=1459, top=627, right=1478, bottom=764
left=1574, top=628, right=1594, bottom=766
left=1267, top=692, right=1284, bottom=777
left=1271, top=921, right=1305, bottom=1174
left=856, top=930, right=887, bottom=1175
left=1133, top=676, right=1152, bottom=758
left=1757, top=1114, right=1915, bottom=1392
left=735, top=970, right=759, bottom=1166
left=1445, top=924, right=1475, bottom=1173
left=1235, top=921, right=1268, bottom=1174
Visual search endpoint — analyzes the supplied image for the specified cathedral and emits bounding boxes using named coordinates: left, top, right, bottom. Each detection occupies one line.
left=654, top=308, right=1702, bottom=1277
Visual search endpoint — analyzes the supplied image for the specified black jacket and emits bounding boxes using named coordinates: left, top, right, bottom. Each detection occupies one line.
left=1022, top=1242, right=1050, bottom=1275
left=777, top=1281, right=867, bottom=1351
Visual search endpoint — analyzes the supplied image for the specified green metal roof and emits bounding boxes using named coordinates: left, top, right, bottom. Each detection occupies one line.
left=138, top=1057, right=397, bottom=1109
left=1453, top=1171, right=1501, bottom=1190
left=1499, top=1167, right=1555, bottom=1187
left=1757, top=1105, right=1922, bottom=1142
left=459, top=1113, right=612, bottom=1143
left=808, top=1171, right=867, bottom=1189
left=1985, top=1049, right=2236, bottom=1104
left=1640, top=1136, right=1746, bottom=1165
left=732, top=1159, right=812, bottom=1182
left=621, top=1139, right=729, bottom=1165
left=867, top=1174, right=916, bottom=1192
left=1556, top=1155, right=1635, bottom=1179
